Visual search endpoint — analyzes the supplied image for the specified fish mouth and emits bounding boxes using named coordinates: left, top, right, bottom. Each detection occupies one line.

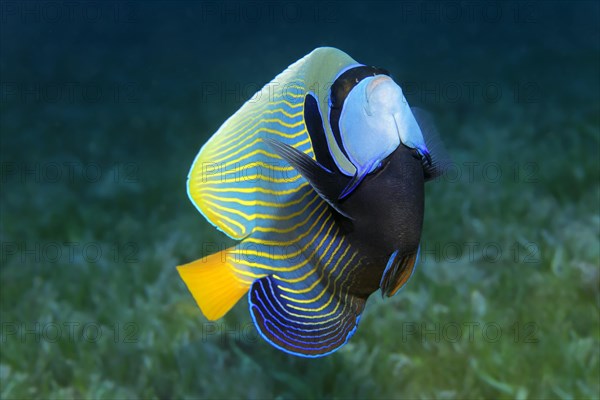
left=365, top=75, right=394, bottom=104
left=367, top=75, right=392, bottom=91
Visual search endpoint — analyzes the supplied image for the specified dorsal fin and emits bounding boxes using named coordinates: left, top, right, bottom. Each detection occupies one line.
left=186, top=47, right=359, bottom=239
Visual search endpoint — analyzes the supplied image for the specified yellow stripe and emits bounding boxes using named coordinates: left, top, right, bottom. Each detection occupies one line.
left=244, top=203, right=328, bottom=246
left=279, top=92, right=305, bottom=99
left=246, top=259, right=362, bottom=327
left=209, top=161, right=295, bottom=176
left=200, top=205, right=245, bottom=237
left=199, top=188, right=312, bottom=208
left=286, top=252, right=359, bottom=313
left=274, top=238, right=349, bottom=284
left=233, top=215, right=335, bottom=272
left=208, top=123, right=307, bottom=158
left=210, top=95, right=303, bottom=142
left=209, top=108, right=305, bottom=156
left=197, top=149, right=279, bottom=170
left=194, top=150, right=281, bottom=176
left=272, top=97, right=303, bottom=108
left=211, top=127, right=308, bottom=157
left=231, top=213, right=333, bottom=260
left=200, top=181, right=309, bottom=196
left=208, top=101, right=304, bottom=148
left=203, top=145, right=314, bottom=169
left=289, top=243, right=364, bottom=308
left=208, top=136, right=311, bottom=164
left=203, top=191, right=320, bottom=223
left=199, top=171, right=303, bottom=185
left=253, top=198, right=326, bottom=234
left=276, top=228, right=345, bottom=293
left=229, top=263, right=268, bottom=280
left=284, top=243, right=361, bottom=311
left=279, top=86, right=306, bottom=97
left=207, top=137, right=266, bottom=162
left=270, top=254, right=360, bottom=321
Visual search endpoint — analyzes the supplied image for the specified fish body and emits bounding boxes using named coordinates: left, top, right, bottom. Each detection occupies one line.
left=335, top=144, right=425, bottom=298
left=177, top=47, right=447, bottom=357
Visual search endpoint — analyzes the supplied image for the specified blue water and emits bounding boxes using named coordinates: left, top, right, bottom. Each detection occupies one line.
left=1, top=1, right=598, bottom=398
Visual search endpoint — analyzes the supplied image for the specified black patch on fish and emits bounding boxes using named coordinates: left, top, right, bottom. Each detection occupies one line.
left=340, top=144, right=425, bottom=297
left=304, top=93, right=336, bottom=172
left=329, top=66, right=390, bottom=160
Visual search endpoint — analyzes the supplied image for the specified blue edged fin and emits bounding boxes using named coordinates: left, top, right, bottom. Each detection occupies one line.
left=380, top=247, right=420, bottom=298
left=411, top=107, right=451, bottom=181
left=264, top=138, right=353, bottom=219
left=249, top=275, right=365, bottom=357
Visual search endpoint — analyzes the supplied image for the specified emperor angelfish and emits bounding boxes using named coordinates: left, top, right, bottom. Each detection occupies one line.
left=177, top=47, right=448, bottom=357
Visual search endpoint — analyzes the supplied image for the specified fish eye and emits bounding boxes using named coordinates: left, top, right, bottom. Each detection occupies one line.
left=371, top=161, right=383, bottom=173
left=370, top=156, right=392, bottom=176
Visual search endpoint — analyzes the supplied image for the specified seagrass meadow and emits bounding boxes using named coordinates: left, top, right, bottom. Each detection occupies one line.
left=1, top=1, right=598, bottom=399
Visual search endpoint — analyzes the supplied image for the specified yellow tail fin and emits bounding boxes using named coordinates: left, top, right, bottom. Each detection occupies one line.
left=177, top=248, right=250, bottom=320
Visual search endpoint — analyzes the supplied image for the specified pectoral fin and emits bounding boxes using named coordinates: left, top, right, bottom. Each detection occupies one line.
left=380, top=247, right=420, bottom=297
left=338, top=160, right=376, bottom=200
left=411, top=107, right=451, bottom=181
left=264, top=138, right=353, bottom=219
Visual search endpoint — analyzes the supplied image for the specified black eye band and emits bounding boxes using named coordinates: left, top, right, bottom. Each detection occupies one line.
left=328, top=66, right=390, bottom=161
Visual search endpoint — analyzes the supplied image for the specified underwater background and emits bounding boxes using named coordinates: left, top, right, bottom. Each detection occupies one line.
left=1, top=1, right=599, bottom=398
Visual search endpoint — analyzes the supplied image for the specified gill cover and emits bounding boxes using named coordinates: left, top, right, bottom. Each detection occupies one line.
left=336, top=74, right=428, bottom=198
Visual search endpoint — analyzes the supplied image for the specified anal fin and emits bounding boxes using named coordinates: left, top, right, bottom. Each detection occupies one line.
left=249, top=275, right=365, bottom=357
